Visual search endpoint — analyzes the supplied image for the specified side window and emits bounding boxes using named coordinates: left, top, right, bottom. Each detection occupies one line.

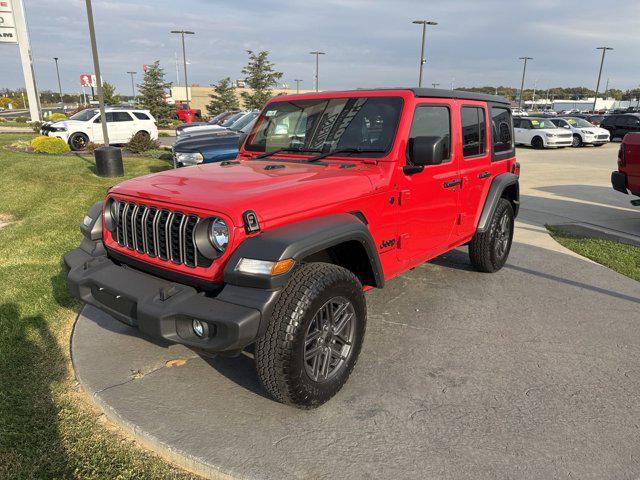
left=461, top=106, right=486, bottom=158
left=133, top=112, right=150, bottom=120
left=491, top=107, right=513, bottom=156
left=114, top=112, right=133, bottom=122
left=513, top=118, right=521, bottom=128
left=95, top=112, right=115, bottom=123
left=408, top=105, right=451, bottom=162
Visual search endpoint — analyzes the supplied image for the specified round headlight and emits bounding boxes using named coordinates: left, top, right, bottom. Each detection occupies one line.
left=104, top=197, right=119, bottom=232
left=209, top=218, right=229, bottom=252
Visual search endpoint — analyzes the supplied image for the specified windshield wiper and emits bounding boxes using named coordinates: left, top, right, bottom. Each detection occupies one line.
left=306, top=147, right=386, bottom=163
left=253, top=147, right=320, bottom=159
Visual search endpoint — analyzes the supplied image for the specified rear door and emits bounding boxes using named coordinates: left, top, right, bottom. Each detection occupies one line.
left=113, top=111, right=136, bottom=142
left=457, top=103, right=491, bottom=238
left=397, top=101, right=460, bottom=261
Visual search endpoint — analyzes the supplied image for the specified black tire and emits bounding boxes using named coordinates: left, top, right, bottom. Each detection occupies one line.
left=468, top=198, right=514, bottom=273
left=572, top=134, right=583, bottom=147
left=255, top=263, right=366, bottom=408
left=593, top=143, right=605, bottom=147
left=531, top=136, right=544, bottom=149
left=68, top=132, right=89, bottom=151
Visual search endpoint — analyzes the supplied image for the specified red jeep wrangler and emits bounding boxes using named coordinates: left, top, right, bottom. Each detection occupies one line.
left=173, top=103, right=202, bottom=123
left=612, top=133, right=640, bottom=205
left=65, top=88, right=519, bottom=408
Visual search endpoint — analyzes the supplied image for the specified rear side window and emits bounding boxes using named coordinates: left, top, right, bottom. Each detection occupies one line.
left=113, top=112, right=133, bottom=122
left=461, top=106, right=486, bottom=157
left=133, top=112, right=150, bottom=120
left=408, top=105, right=451, bottom=162
left=490, top=107, right=513, bottom=157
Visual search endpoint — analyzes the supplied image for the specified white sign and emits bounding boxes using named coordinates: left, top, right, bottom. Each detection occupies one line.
left=0, top=1, right=12, bottom=13
left=0, top=11, right=15, bottom=27
left=0, top=26, right=16, bottom=43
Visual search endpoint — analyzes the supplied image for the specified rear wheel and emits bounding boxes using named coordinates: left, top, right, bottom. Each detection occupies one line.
left=469, top=198, right=514, bottom=273
left=572, top=134, right=583, bottom=147
left=69, top=132, right=89, bottom=151
left=531, top=136, right=544, bottom=149
left=255, top=263, right=366, bottom=408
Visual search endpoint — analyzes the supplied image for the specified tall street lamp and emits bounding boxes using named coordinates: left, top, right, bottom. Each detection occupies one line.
left=294, top=79, right=303, bottom=94
left=309, top=51, right=325, bottom=92
left=53, top=57, right=63, bottom=111
left=593, top=46, right=613, bottom=112
left=412, top=20, right=437, bottom=88
left=171, top=30, right=195, bottom=108
left=126, top=71, right=137, bottom=102
left=518, top=56, right=533, bottom=111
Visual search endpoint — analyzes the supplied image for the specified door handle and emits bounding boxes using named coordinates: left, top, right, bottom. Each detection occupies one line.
left=443, top=179, right=461, bottom=188
left=478, top=171, right=491, bottom=179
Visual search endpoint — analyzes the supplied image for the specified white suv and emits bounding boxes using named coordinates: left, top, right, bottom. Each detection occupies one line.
left=549, top=117, right=610, bottom=147
left=514, top=117, right=572, bottom=148
left=40, top=107, right=158, bottom=151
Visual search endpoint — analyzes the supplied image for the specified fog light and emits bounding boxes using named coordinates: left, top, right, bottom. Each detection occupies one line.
left=192, top=319, right=205, bottom=338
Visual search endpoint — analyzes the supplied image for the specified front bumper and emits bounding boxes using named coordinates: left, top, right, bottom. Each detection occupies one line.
left=583, top=135, right=609, bottom=145
left=64, top=247, right=276, bottom=352
left=545, top=137, right=572, bottom=147
left=611, top=171, right=628, bottom=194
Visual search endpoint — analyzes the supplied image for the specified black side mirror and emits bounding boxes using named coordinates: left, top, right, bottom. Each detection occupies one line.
left=405, top=136, right=446, bottom=174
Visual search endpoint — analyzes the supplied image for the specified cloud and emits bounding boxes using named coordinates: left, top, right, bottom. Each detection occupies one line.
left=1, top=0, right=639, bottom=94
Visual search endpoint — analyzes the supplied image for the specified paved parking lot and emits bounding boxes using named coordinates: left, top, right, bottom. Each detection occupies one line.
left=72, top=143, right=640, bottom=480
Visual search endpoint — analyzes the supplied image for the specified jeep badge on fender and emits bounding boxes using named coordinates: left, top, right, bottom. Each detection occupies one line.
left=64, top=88, right=518, bottom=409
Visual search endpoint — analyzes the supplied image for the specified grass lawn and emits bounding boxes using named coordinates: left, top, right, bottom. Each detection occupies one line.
left=0, top=133, right=198, bottom=479
left=548, top=226, right=640, bottom=282
left=0, top=121, right=32, bottom=128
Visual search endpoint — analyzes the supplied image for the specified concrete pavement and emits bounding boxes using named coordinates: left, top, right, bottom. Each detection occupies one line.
left=71, top=143, right=640, bottom=480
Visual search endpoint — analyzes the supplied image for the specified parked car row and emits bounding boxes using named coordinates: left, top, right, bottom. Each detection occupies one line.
left=513, top=115, right=610, bottom=149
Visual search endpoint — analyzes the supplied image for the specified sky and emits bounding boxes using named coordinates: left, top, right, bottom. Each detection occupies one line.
left=1, top=0, right=639, bottom=95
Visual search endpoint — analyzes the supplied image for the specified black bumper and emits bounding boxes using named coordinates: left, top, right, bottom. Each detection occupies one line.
left=611, top=171, right=628, bottom=195
left=64, top=248, right=278, bottom=352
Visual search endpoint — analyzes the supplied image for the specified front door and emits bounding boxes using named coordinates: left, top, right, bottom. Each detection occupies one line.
left=92, top=112, right=119, bottom=144
left=397, top=102, right=460, bottom=261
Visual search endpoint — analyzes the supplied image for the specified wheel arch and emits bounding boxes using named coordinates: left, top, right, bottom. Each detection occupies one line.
left=223, top=213, right=384, bottom=290
left=476, top=173, right=520, bottom=233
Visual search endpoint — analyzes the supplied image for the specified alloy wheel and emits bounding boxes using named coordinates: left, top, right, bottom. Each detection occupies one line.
left=495, top=212, right=511, bottom=258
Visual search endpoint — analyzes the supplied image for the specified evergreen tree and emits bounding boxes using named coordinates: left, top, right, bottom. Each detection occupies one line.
left=240, top=50, right=283, bottom=110
left=138, top=61, right=172, bottom=123
left=206, top=77, right=240, bottom=116
left=102, top=82, right=120, bottom=105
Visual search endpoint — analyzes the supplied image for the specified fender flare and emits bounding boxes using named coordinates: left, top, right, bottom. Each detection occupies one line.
left=223, top=213, right=384, bottom=289
left=476, top=173, right=519, bottom=233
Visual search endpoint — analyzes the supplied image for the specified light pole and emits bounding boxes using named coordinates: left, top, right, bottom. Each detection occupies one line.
left=294, top=79, right=303, bottom=94
left=518, top=56, right=533, bottom=111
left=53, top=57, right=63, bottom=111
left=126, top=71, right=137, bottom=102
left=593, top=46, right=613, bottom=113
left=171, top=30, right=195, bottom=108
left=412, top=20, right=437, bottom=88
left=309, top=51, right=325, bottom=92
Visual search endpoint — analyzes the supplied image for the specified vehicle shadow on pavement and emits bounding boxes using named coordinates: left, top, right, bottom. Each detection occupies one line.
left=534, top=184, right=639, bottom=207
left=0, top=302, right=70, bottom=477
left=200, top=352, right=268, bottom=399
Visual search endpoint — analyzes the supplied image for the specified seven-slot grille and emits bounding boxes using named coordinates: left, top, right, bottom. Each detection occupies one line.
left=114, top=201, right=208, bottom=268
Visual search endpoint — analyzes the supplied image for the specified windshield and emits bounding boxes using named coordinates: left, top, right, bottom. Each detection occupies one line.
left=229, top=112, right=258, bottom=131
left=245, top=96, right=403, bottom=157
left=530, top=118, right=558, bottom=129
left=565, top=117, right=593, bottom=128
left=69, top=109, right=98, bottom=121
left=220, top=112, right=244, bottom=127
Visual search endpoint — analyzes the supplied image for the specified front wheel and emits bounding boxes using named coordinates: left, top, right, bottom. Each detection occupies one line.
left=469, top=198, right=514, bottom=273
left=68, top=132, right=89, bottom=151
left=572, top=134, right=583, bottom=147
left=531, top=136, right=544, bottom=149
left=255, top=263, right=366, bottom=408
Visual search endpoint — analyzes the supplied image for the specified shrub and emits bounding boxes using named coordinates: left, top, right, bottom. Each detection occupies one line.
left=125, top=132, right=159, bottom=153
left=30, top=135, right=70, bottom=154
left=0, top=117, right=6, bottom=123
left=14, top=116, right=28, bottom=124
left=29, top=121, right=43, bottom=133
left=46, top=112, right=67, bottom=121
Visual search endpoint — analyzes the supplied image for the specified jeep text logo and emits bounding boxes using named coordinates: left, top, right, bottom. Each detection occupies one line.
left=379, top=238, right=395, bottom=249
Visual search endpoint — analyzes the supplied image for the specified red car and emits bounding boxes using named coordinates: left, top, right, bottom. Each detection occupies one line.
left=65, top=88, right=519, bottom=408
left=172, top=103, right=202, bottom=123
left=612, top=132, right=640, bottom=204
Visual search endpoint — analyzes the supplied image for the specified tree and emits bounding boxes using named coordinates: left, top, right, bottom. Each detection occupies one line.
left=102, top=82, right=120, bottom=105
left=240, top=50, right=283, bottom=110
left=206, top=77, right=240, bottom=116
left=138, top=61, right=172, bottom=123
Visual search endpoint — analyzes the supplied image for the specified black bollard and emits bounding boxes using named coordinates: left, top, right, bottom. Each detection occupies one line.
left=94, top=146, right=124, bottom=177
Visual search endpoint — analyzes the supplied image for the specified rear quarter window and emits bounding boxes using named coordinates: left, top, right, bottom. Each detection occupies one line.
left=490, top=106, right=514, bottom=160
left=133, top=112, right=150, bottom=120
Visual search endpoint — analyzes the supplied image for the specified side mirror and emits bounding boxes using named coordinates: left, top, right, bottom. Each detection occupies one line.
left=405, top=136, right=446, bottom=174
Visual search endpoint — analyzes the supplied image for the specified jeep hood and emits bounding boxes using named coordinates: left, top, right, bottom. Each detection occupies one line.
left=109, top=160, right=376, bottom=227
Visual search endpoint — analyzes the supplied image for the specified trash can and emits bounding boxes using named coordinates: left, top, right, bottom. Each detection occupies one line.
left=94, top=146, right=124, bottom=177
